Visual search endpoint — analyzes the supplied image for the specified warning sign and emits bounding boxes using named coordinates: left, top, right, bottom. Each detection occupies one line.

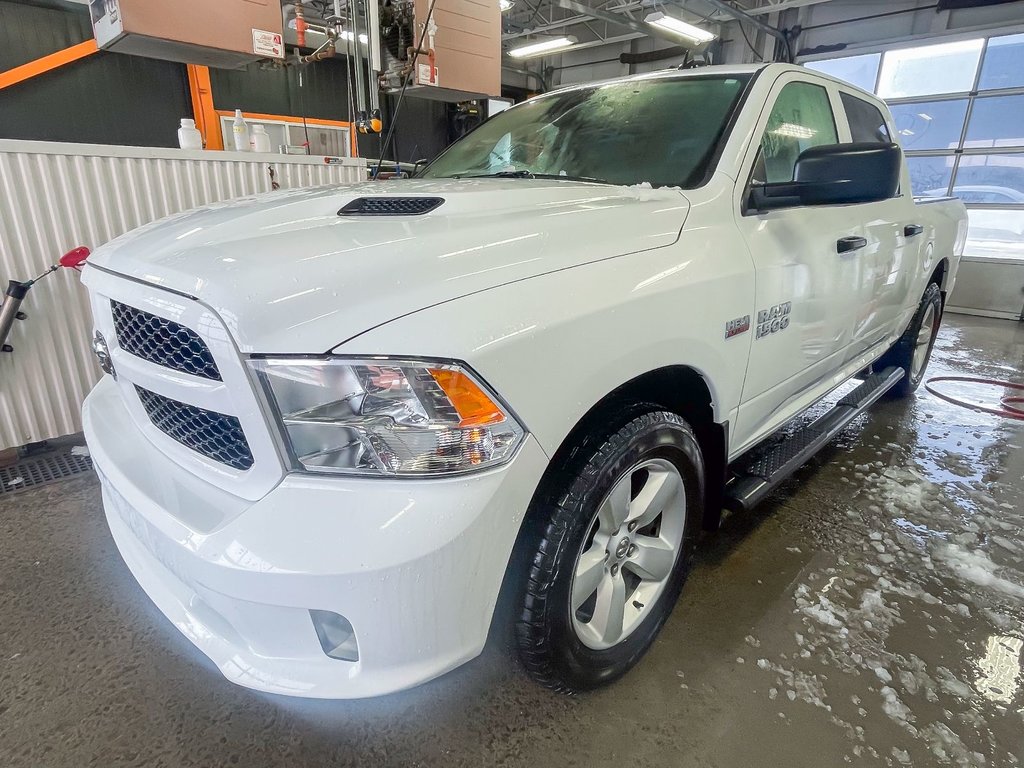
left=417, top=63, right=439, bottom=86
left=252, top=28, right=284, bottom=59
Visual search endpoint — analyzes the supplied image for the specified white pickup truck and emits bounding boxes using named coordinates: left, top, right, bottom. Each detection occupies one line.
left=82, top=63, right=967, bottom=698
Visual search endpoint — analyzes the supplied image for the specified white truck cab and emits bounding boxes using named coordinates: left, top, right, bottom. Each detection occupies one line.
left=82, top=63, right=967, bottom=698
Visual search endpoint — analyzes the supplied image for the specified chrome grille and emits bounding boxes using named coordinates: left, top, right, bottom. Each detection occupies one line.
left=134, top=386, right=254, bottom=471
left=111, top=300, right=221, bottom=381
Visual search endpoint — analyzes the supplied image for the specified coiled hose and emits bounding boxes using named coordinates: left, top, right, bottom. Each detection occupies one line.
left=924, top=376, right=1024, bottom=421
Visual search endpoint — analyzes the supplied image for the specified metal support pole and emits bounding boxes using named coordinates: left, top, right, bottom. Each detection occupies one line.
left=0, top=281, right=30, bottom=353
left=350, top=0, right=368, bottom=117
left=366, top=0, right=381, bottom=113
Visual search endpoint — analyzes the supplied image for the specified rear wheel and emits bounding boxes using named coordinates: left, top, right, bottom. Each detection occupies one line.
left=877, top=282, right=943, bottom=398
left=515, top=410, right=703, bottom=692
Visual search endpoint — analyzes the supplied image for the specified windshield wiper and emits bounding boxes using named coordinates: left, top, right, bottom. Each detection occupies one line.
left=471, top=170, right=535, bottom=179
left=459, top=171, right=611, bottom=184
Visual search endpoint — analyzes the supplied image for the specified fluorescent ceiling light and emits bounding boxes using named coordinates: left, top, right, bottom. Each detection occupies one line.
left=340, top=30, right=369, bottom=44
left=507, top=37, right=576, bottom=59
left=644, top=12, right=716, bottom=44
left=500, top=0, right=515, bottom=11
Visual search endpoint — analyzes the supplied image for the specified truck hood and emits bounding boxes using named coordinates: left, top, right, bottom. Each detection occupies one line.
left=86, top=178, right=690, bottom=352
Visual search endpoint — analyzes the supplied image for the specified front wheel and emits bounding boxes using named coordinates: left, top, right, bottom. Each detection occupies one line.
left=515, top=410, right=703, bottom=692
left=877, top=282, right=943, bottom=398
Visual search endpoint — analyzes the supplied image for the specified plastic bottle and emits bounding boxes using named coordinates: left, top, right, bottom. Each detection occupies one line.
left=232, top=109, right=250, bottom=152
left=251, top=124, right=272, bottom=153
left=177, top=118, right=202, bottom=150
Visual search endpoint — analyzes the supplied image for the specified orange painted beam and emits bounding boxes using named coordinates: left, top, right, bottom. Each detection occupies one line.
left=0, top=39, right=99, bottom=91
left=214, top=110, right=354, bottom=130
left=187, top=65, right=223, bottom=150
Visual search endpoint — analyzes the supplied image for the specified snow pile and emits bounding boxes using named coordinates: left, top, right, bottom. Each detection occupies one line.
left=879, top=686, right=915, bottom=730
left=920, top=722, right=988, bottom=767
left=934, top=544, right=1024, bottom=599
left=625, top=181, right=683, bottom=202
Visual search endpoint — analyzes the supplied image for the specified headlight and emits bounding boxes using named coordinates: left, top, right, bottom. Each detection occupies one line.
left=249, top=357, right=526, bottom=476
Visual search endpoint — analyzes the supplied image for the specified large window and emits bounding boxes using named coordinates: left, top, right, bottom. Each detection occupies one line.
left=805, top=32, right=1024, bottom=261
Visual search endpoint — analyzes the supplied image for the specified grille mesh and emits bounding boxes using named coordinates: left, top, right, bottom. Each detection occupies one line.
left=338, top=197, right=444, bottom=216
left=135, top=386, right=254, bottom=471
left=112, top=301, right=221, bottom=381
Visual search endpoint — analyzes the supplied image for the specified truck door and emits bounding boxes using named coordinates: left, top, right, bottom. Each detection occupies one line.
left=836, top=89, right=926, bottom=353
left=731, top=74, right=870, bottom=454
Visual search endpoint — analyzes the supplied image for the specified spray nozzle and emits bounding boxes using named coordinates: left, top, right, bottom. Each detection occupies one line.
left=29, top=246, right=91, bottom=285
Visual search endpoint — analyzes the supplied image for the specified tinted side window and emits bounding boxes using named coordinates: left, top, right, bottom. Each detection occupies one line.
left=840, top=92, right=892, bottom=144
left=758, top=82, right=839, bottom=184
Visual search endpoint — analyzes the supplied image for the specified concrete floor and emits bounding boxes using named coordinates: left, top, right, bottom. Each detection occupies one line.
left=2, top=313, right=1023, bottom=768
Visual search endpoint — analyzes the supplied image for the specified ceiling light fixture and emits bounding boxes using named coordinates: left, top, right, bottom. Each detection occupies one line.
left=499, top=0, right=515, bottom=11
left=507, top=37, right=576, bottom=59
left=643, top=12, right=716, bottom=45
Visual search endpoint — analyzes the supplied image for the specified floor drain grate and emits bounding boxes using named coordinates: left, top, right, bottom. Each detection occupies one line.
left=0, top=451, right=94, bottom=495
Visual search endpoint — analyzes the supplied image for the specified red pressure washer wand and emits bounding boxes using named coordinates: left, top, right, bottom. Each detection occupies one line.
left=1, top=246, right=90, bottom=353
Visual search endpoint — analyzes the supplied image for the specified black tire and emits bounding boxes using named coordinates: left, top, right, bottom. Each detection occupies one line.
left=877, top=282, right=943, bottom=398
left=515, top=410, right=704, bottom=693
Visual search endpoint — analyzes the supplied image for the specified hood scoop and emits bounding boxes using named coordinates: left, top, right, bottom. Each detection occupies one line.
left=338, top=197, right=445, bottom=216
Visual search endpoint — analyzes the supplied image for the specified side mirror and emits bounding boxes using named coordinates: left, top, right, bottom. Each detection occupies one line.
left=749, top=142, right=902, bottom=211
left=795, top=142, right=901, bottom=205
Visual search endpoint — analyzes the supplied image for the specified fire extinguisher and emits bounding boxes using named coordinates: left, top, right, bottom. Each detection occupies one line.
left=0, top=246, right=90, bottom=353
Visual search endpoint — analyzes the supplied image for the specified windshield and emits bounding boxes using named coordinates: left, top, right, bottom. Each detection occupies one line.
left=420, top=74, right=751, bottom=188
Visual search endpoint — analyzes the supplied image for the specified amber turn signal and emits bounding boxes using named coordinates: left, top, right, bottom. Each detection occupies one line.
left=429, top=369, right=506, bottom=427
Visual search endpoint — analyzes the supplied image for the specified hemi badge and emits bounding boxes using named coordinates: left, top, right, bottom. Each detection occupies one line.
left=725, top=315, right=751, bottom=339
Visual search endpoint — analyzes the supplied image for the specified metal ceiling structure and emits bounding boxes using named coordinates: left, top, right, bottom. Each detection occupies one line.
left=501, top=0, right=835, bottom=54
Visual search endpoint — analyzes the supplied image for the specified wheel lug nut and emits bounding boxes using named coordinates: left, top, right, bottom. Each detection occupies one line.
left=611, top=564, right=619, bottom=576
left=627, top=544, right=638, bottom=557
left=627, top=521, right=638, bottom=532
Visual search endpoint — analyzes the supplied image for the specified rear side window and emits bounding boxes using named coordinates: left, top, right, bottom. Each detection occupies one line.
left=841, top=92, right=891, bottom=144
left=757, top=82, right=838, bottom=184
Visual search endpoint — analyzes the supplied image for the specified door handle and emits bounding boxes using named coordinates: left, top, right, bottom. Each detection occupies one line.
left=837, top=235, right=867, bottom=254
left=904, top=224, right=924, bottom=237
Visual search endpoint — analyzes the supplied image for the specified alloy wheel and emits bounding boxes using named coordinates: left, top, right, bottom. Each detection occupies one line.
left=569, top=458, right=687, bottom=650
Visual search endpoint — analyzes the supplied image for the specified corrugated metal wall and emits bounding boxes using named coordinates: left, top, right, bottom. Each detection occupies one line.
left=0, top=140, right=365, bottom=450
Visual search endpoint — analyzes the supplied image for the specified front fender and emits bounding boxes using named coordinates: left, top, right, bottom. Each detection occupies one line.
left=334, top=232, right=755, bottom=458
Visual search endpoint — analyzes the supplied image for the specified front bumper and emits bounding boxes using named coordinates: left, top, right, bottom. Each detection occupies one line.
left=83, top=376, right=548, bottom=698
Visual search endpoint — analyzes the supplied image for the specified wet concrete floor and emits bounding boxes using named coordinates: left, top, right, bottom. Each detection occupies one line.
left=1, top=313, right=1023, bottom=767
